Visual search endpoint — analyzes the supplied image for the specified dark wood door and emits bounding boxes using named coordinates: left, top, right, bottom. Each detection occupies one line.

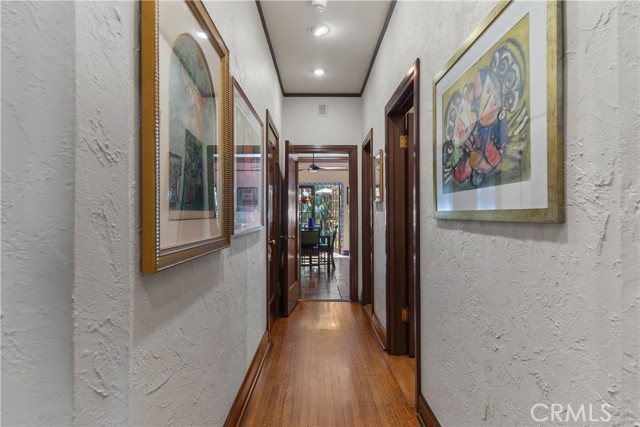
left=266, top=116, right=280, bottom=328
left=361, top=131, right=374, bottom=306
left=387, top=113, right=409, bottom=355
left=282, top=141, right=300, bottom=316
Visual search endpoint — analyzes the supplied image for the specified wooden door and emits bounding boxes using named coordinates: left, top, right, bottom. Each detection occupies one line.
left=266, top=114, right=280, bottom=328
left=387, top=112, right=410, bottom=355
left=282, top=141, right=299, bottom=316
left=385, top=62, right=419, bottom=358
left=361, top=131, right=374, bottom=306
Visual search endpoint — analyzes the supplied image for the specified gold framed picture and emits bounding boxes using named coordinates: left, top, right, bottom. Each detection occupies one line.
left=232, top=78, right=264, bottom=235
left=374, top=149, right=384, bottom=203
left=141, top=0, right=232, bottom=273
left=433, top=0, right=564, bottom=222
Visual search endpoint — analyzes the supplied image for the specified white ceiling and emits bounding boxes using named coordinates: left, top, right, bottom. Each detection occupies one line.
left=258, top=0, right=394, bottom=95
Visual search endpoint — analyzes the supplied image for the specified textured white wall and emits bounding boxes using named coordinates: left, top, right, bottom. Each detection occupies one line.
left=1, top=2, right=75, bottom=424
left=3, top=1, right=281, bottom=425
left=129, top=1, right=282, bottom=425
left=72, top=2, right=136, bottom=424
left=283, top=97, right=362, bottom=147
left=283, top=97, right=364, bottom=298
left=363, top=1, right=639, bottom=425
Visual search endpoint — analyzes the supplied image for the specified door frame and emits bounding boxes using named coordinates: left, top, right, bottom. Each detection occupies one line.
left=384, top=60, right=422, bottom=402
left=265, top=110, right=280, bottom=330
left=360, top=129, right=374, bottom=307
left=292, top=144, right=359, bottom=302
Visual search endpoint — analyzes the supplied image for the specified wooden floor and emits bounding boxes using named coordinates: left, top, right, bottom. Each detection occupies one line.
left=241, top=302, right=418, bottom=427
left=300, top=256, right=350, bottom=301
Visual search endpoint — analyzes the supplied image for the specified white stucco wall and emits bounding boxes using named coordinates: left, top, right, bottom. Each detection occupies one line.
left=129, top=1, right=282, bottom=425
left=362, top=1, right=639, bottom=425
left=3, top=1, right=281, bottom=425
left=283, top=97, right=364, bottom=298
left=1, top=2, right=75, bottom=424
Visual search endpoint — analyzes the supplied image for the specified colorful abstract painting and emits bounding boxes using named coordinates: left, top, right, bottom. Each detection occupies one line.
left=169, top=33, right=215, bottom=214
left=441, top=15, right=530, bottom=194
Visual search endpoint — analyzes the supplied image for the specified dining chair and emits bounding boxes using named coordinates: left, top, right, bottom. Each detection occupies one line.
left=300, top=230, right=320, bottom=269
left=318, top=226, right=338, bottom=272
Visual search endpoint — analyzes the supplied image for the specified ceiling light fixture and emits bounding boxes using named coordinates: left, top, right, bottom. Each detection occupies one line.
left=313, top=68, right=325, bottom=76
left=196, top=31, right=208, bottom=40
left=311, top=24, right=330, bottom=37
left=311, top=0, right=327, bottom=13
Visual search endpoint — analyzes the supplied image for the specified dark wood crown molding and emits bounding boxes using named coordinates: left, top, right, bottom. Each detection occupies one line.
left=360, top=0, right=397, bottom=95
left=255, top=1, right=285, bottom=96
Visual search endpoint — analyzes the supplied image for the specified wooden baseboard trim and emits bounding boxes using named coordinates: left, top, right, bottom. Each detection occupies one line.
left=371, top=312, right=387, bottom=350
left=224, top=331, right=270, bottom=427
left=417, top=393, right=441, bottom=427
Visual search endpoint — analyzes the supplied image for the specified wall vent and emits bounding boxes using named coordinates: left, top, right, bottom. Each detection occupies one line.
left=317, top=102, right=328, bottom=117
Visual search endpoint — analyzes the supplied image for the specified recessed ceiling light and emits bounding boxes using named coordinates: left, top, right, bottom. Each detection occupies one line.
left=313, top=68, right=325, bottom=76
left=196, top=31, right=208, bottom=40
left=311, top=24, right=331, bottom=37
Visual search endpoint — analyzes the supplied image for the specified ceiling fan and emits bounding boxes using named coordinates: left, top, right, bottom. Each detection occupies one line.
left=299, top=153, right=348, bottom=172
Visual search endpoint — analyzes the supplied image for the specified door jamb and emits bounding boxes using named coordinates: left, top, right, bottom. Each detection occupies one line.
left=292, top=144, right=359, bottom=302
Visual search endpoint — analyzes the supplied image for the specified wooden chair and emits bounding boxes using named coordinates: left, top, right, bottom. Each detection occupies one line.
left=300, top=230, right=320, bottom=269
left=319, top=226, right=338, bottom=271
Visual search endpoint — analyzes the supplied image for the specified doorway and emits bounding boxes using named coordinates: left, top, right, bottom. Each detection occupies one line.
left=293, top=145, right=358, bottom=302
left=384, top=60, right=421, bottom=406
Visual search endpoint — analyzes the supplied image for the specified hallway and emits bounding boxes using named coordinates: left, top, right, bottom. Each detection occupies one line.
left=242, top=302, right=417, bottom=426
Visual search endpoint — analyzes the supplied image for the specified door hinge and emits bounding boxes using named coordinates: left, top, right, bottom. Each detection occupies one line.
left=401, top=307, right=409, bottom=322
left=399, top=135, right=408, bottom=149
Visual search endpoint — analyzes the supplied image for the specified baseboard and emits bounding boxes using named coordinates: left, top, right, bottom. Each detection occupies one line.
left=417, top=393, right=441, bottom=427
left=224, top=331, right=270, bottom=427
left=371, top=312, right=387, bottom=350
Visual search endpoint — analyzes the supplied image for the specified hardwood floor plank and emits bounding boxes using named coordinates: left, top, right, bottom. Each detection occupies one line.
left=241, top=302, right=417, bottom=426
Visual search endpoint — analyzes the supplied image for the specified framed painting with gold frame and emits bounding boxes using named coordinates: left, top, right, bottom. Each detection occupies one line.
left=374, top=149, right=384, bottom=203
left=141, top=0, right=232, bottom=273
left=231, top=77, right=264, bottom=235
left=433, top=0, right=564, bottom=223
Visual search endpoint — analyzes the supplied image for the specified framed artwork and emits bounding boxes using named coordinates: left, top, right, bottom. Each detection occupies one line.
left=433, top=0, right=563, bottom=222
left=237, top=187, right=258, bottom=206
left=232, top=78, right=264, bottom=235
left=374, top=149, right=384, bottom=203
left=141, top=0, right=232, bottom=273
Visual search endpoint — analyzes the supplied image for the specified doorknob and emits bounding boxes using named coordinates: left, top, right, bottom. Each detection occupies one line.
left=269, top=239, right=276, bottom=245
left=280, top=235, right=295, bottom=240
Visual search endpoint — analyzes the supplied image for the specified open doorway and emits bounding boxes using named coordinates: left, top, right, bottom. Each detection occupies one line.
left=293, top=145, right=358, bottom=302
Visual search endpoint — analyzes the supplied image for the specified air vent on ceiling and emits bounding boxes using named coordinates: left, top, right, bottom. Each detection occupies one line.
left=317, top=102, right=328, bottom=117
